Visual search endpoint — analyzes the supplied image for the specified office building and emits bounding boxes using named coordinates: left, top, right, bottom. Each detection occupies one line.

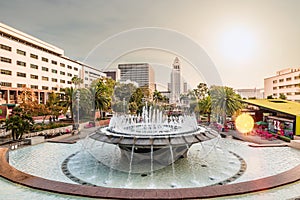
left=264, top=68, right=300, bottom=101
left=118, top=63, right=155, bottom=92
left=0, top=22, right=104, bottom=105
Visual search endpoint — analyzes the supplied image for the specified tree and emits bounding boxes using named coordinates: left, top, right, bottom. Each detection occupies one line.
left=60, top=87, right=74, bottom=119
left=46, top=92, right=63, bottom=121
left=210, top=86, right=242, bottom=127
left=279, top=93, right=287, bottom=100
left=71, top=77, right=83, bottom=88
left=153, top=90, right=163, bottom=104
left=5, top=107, right=34, bottom=140
left=129, top=87, right=147, bottom=114
left=17, top=87, right=39, bottom=116
left=267, top=95, right=273, bottom=99
left=197, top=95, right=212, bottom=123
left=193, top=83, right=208, bottom=100
left=93, top=77, right=115, bottom=118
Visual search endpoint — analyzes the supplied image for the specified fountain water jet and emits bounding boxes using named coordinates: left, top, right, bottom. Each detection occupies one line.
left=90, top=106, right=219, bottom=173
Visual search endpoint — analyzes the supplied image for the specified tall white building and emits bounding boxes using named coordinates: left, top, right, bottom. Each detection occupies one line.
left=118, top=63, right=155, bottom=92
left=0, top=22, right=104, bottom=105
left=264, top=68, right=300, bottom=101
left=170, top=57, right=182, bottom=104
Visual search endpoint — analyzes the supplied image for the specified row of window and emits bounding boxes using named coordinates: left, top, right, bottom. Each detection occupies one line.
left=0, top=82, right=59, bottom=91
left=273, top=92, right=300, bottom=96
left=273, top=75, right=300, bottom=83
left=272, top=84, right=300, bottom=90
left=0, top=69, right=72, bottom=83
left=0, top=46, right=78, bottom=71
left=0, top=57, right=76, bottom=76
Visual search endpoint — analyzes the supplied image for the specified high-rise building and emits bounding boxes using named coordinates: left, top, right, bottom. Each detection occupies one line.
left=170, top=57, right=182, bottom=104
left=0, top=22, right=104, bottom=105
left=118, top=63, right=155, bottom=92
left=264, top=68, right=300, bottom=101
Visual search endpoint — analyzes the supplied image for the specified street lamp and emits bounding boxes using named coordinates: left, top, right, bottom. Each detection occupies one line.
left=123, top=98, right=126, bottom=114
left=75, top=90, right=80, bottom=130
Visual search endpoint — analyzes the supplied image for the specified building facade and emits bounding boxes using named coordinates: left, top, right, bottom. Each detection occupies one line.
left=264, top=68, right=300, bottom=101
left=118, top=63, right=155, bottom=91
left=235, top=88, right=264, bottom=99
left=169, top=57, right=182, bottom=104
left=0, top=22, right=103, bottom=106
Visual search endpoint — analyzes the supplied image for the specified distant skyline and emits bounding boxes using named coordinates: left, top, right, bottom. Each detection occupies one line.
left=1, top=0, right=300, bottom=89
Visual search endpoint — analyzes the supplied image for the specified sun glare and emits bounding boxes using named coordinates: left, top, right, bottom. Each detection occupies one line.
left=220, top=27, right=256, bottom=62
left=235, top=113, right=254, bottom=134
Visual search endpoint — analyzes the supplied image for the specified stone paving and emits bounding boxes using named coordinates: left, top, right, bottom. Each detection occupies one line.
left=1, top=126, right=300, bottom=199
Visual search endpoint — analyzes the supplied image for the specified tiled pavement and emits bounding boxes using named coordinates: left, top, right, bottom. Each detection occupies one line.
left=1, top=127, right=300, bottom=199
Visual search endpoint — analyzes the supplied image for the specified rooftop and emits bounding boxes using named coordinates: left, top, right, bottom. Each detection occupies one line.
left=242, top=99, right=300, bottom=116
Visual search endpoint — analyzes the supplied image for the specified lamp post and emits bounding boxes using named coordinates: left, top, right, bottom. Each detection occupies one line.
left=75, top=90, right=80, bottom=130
left=123, top=98, right=126, bottom=114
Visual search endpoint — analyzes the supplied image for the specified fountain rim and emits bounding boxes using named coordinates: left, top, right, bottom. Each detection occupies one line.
left=1, top=148, right=300, bottom=199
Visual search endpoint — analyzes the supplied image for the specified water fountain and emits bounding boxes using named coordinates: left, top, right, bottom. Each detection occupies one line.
left=88, top=106, right=219, bottom=173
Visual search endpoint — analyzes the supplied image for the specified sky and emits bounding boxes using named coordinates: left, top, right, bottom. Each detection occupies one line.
left=1, top=0, right=300, bottom=90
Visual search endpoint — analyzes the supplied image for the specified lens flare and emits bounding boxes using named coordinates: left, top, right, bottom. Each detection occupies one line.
left=235, top=113, right=254, bottom=134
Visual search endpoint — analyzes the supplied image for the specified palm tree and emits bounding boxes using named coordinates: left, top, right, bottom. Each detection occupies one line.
left=197, top=95, right=212, bottom=123
left=60, top=87, right=74, bottom=119
left=210, top=86, right=242, bottom=127
left=153, top=90, right=163, bottom=104
left=93, top=78, right=115, bottom=118
left=71, top=77, right=83, bottom=88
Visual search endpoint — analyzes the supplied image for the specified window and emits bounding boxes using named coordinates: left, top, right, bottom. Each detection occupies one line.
left=279, top=79, right=284, bottom=82
left=31, top=85, right=38, bottom=89
left=52, top=78, right=57, bottom=82
left=1, top=82, right=12, bottom=87
left=30, top=74, right=38, bottom=79
left=0, top=69, right=12, bottom=75
left=67, top=65, right=72, bottom=69
left=42, top=86, right=49, bottom=90
left=30, top=64, right=38, bottom=69
left=85, top=77, right=88, bottom=80
left=273, top=93, right=277, bottom=96
left=296, top=92, right=300, bottom=95
left=60, top=79, right=65, bottom=83
left=273, top=80, right=277, bottom=84
left=17, top=61, right=26, bottom=67
left=286, top=92, right=292, bottom=95
left=42, top=57, right=48, bottom=62
left=60, top=71, right=65, bottom=75
left=0, top=44, right=11, bottom=51
left=60, top=63, right=65, bottom=67
left=74, top=67, right=78, bottom=71
left=273, top=87, right=277, bottom=90
left=286, top=77, right=292, bottom=81
left=17, top=72, right=26, bottom=77
left=17, top=49, right=26, bottom=56
left=51, top=60, right=57, bottom=65
left=52, top=87, right=58, bottom=91
left=30, top=53, right=38, bottom=59
left=85, top=71, right=88, bottom=73
left=42, top=76, right=49, bottom=81
left=17, top=83, right=26, bottom=88
left=279, top=86, right=284, bottom=89
left=42, top=67, right=49, bottom=72
left=67, top=73, right=72, bottom=77
left=1, top=57, right=12, bottom=63
left=52, top=69, right=57, bottom=73
left=67, top=81, right=72, bottom=84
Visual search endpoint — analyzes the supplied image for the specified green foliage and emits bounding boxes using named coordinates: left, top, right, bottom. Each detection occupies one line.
left=193, top=83, right=208, bottom=100
left=210, top=86, right=242, bottom=125
left=92, top=77, right=115, bottom=116
left=5, top=107, right=34, bottom=140
left=279, top=93, right=287, bottom=100
left=267, top=95, right=273, bottom=99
